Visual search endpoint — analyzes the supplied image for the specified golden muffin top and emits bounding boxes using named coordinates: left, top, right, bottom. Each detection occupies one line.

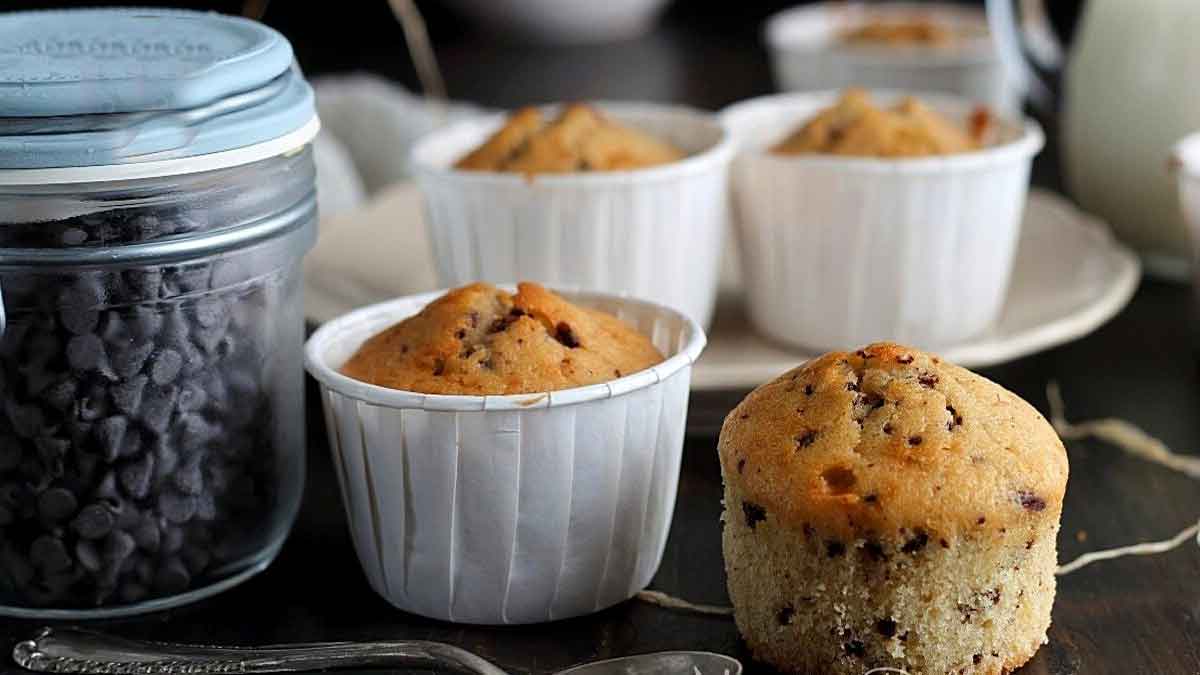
left=717, top=342, right=1068, bottom=540
left=841, top=18, right=957, bottom=46
left=771, top=89, right=992, bottom=158
left=340, top=282, right=664, bottom=395
left=454, top=104, right=685, bottom=174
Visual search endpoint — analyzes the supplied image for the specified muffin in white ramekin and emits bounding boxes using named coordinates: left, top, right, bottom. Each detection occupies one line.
left=766, top=3, right=1016, bottom=113
left=721, top=91, right=1043, bottom=352
left=304, top=287, right=705, bottom=624
left=410, top=103, right=733, bottom=328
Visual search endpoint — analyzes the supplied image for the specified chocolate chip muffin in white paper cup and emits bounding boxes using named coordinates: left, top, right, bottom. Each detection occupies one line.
left=721, top=90, right=1043, bottom=352
left=304, top=286, right=705, bottom=624
left=411, top=102, right=733, bottom=328
left=766, top=2, right=1016, bottom=112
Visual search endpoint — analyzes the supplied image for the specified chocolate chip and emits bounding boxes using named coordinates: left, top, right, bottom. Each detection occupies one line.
left=907, top=435, right=922, bottom=446
left=826, top=540, right=846, bottom=557
left=554, top=322, right=580, bottom=348
left=896, top=354, right=913, bottom=364
left=72, top=503, right=115, bottom=540
left=940, top=538, right=950, bottom=549
left=103, top=530, right=136, bottom=563
left=862, top=540, right=887, bottom=562
left=432, top=358, right=445, bottom=376
left=875, top=618, right=897, bottom=638
left=1017, top=491, right=1046, bottom=512
left=148, top=349, right=183, bottom=386
left=901, top=530, right=929, bottom=554
left=37, top=488, right=78, bottom=523
left=154, top=557, right=191, bottom=594
left=74, top=540, right=102, bottom=572
left=804, top=384, right=814, bottom=396
left=796, top=430, right=818, bottom=449
left=918, top=373, right=938, bottom=388
left=845, top=380, right=859, bottom=392
left=742, top=501, right=767, bottom=530
left=882, top=423, right=894, bottom=435
left=776, top=605, right=795, bottom=625
left=973, top=654, right=983, bottom=665
left=30, top=535, right=71, bottom=572
left=736, top=459, right=746, bottom=474
left=977, top=516, right=986, bottom=525
left=843, top=640, right=865, bottom=658
left=946, top=405, right=962, bottom=430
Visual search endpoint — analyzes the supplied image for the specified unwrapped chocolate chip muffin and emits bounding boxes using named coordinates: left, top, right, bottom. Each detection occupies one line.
left=341, top=282, right=664, bottom=395
left=455, top=104, right=685, bottom=173
left=718, top=342, right=1067, bottom=675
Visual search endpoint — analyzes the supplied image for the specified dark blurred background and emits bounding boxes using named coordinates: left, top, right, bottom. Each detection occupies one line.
left=7, top=0, right=1085, bottom=110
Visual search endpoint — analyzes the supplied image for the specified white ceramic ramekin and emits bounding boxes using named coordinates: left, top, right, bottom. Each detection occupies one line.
left=410, top=103, right=734, bottom=328
left=304, top=287, right=705, bottom=625
left=721, top=91, right=1043, bottom=351
left=765, top=3, right=1017, bottom=112
left=1173, top=133, right=1200, bottom=289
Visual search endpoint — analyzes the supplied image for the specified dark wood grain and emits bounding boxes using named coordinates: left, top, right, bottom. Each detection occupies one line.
left=1, top=6, right=1198, bottom=675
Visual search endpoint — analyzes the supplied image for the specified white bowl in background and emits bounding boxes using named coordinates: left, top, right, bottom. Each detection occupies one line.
left=304, top=286, right=706, bottom=624
left=440, top=0, right=670, bottom=45
left=411, top=102, right=734, bottom=328
left=721, top=90, right=1043, bottom=352
left=765, top=2, right=1016, bottom=112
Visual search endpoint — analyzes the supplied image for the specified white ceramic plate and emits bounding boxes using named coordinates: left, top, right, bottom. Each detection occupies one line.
left=694, top=188, right=1140, bottom=389
left=305, top=187, right=1140, bottom=391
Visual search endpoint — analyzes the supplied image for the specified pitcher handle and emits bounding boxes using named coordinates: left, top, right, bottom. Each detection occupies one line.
left=985, top=0, right=1066, bottom=116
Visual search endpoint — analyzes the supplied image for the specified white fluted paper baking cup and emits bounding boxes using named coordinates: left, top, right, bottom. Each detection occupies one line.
left=410, top=103, right=734, bottom=328
left=765, top=3, right=1016, bottom=112
left=303, top=287, right=706, bottom=624
left=721, top=91, right=1043, bottom=351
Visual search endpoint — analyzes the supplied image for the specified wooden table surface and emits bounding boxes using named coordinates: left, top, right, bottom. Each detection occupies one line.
left=2, top=6, right=1198, bottom=674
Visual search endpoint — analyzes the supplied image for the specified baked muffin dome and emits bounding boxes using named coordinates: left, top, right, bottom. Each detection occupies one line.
left=340, top=282, right=664, bottom=395
left=770, top=88, right=990, bottom=158
left=718, top=342, right=1067, bottom=675
left=455, top=104, right=685, bottom=173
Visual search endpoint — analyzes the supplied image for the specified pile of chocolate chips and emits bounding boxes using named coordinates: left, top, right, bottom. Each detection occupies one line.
left=0, top=205, right=297, bottom=609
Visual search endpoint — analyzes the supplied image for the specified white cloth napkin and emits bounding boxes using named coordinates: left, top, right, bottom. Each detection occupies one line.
left=306, top=75, right=485, bottom=321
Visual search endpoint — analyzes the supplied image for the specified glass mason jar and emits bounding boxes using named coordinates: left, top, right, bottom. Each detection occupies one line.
left=0, top=8, right=318, bottom=617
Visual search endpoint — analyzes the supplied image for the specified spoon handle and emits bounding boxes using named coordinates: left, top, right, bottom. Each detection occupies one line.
left=13, top=627, right=510, bottom=675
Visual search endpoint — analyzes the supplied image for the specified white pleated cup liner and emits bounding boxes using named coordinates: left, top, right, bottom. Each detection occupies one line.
left=1173, top=133, right=1200, bottom=287
left=721, top=90, right=1044, bottom=352
left=304, top=287, right=706, bottom=624
left=410, top=102, right=734, bottom=329
left=765, top=3, right=1016, bottom=112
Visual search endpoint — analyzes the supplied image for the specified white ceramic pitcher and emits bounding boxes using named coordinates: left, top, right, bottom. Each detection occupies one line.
left=987, top=0, right=1200, bottom=279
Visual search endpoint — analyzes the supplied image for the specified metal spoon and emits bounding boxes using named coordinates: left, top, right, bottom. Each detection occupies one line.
left=13, top=627, right=743, bottom=675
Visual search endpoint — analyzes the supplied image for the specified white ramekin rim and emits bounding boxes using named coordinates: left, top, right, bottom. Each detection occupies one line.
left=719, top=89, right=1044, bottom=174
left=304, top=285, right=707, bottom=413
left=409, top=101, right=735, bottom=187
left=764, top=2, right=998, bottom=65
left=1173, top=131, right=1200, bottom=178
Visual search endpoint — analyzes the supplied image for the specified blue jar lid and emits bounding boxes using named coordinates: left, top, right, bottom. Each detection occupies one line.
left=0, top=8, right=317, bottom=174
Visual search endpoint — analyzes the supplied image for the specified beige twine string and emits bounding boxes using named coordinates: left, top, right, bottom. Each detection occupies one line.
left=1046, top=381, right=1200, bottom=575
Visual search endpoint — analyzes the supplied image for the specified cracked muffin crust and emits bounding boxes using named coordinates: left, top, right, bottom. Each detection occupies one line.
left=770, top=89, right=992, bottom=158
left=454, top=104, right=685, bottom=173
left=718, top=342, right=1067, bottom=675
left=340, top=282, right=664, bottom=395
left=840, top=18, right=956, bottom=46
